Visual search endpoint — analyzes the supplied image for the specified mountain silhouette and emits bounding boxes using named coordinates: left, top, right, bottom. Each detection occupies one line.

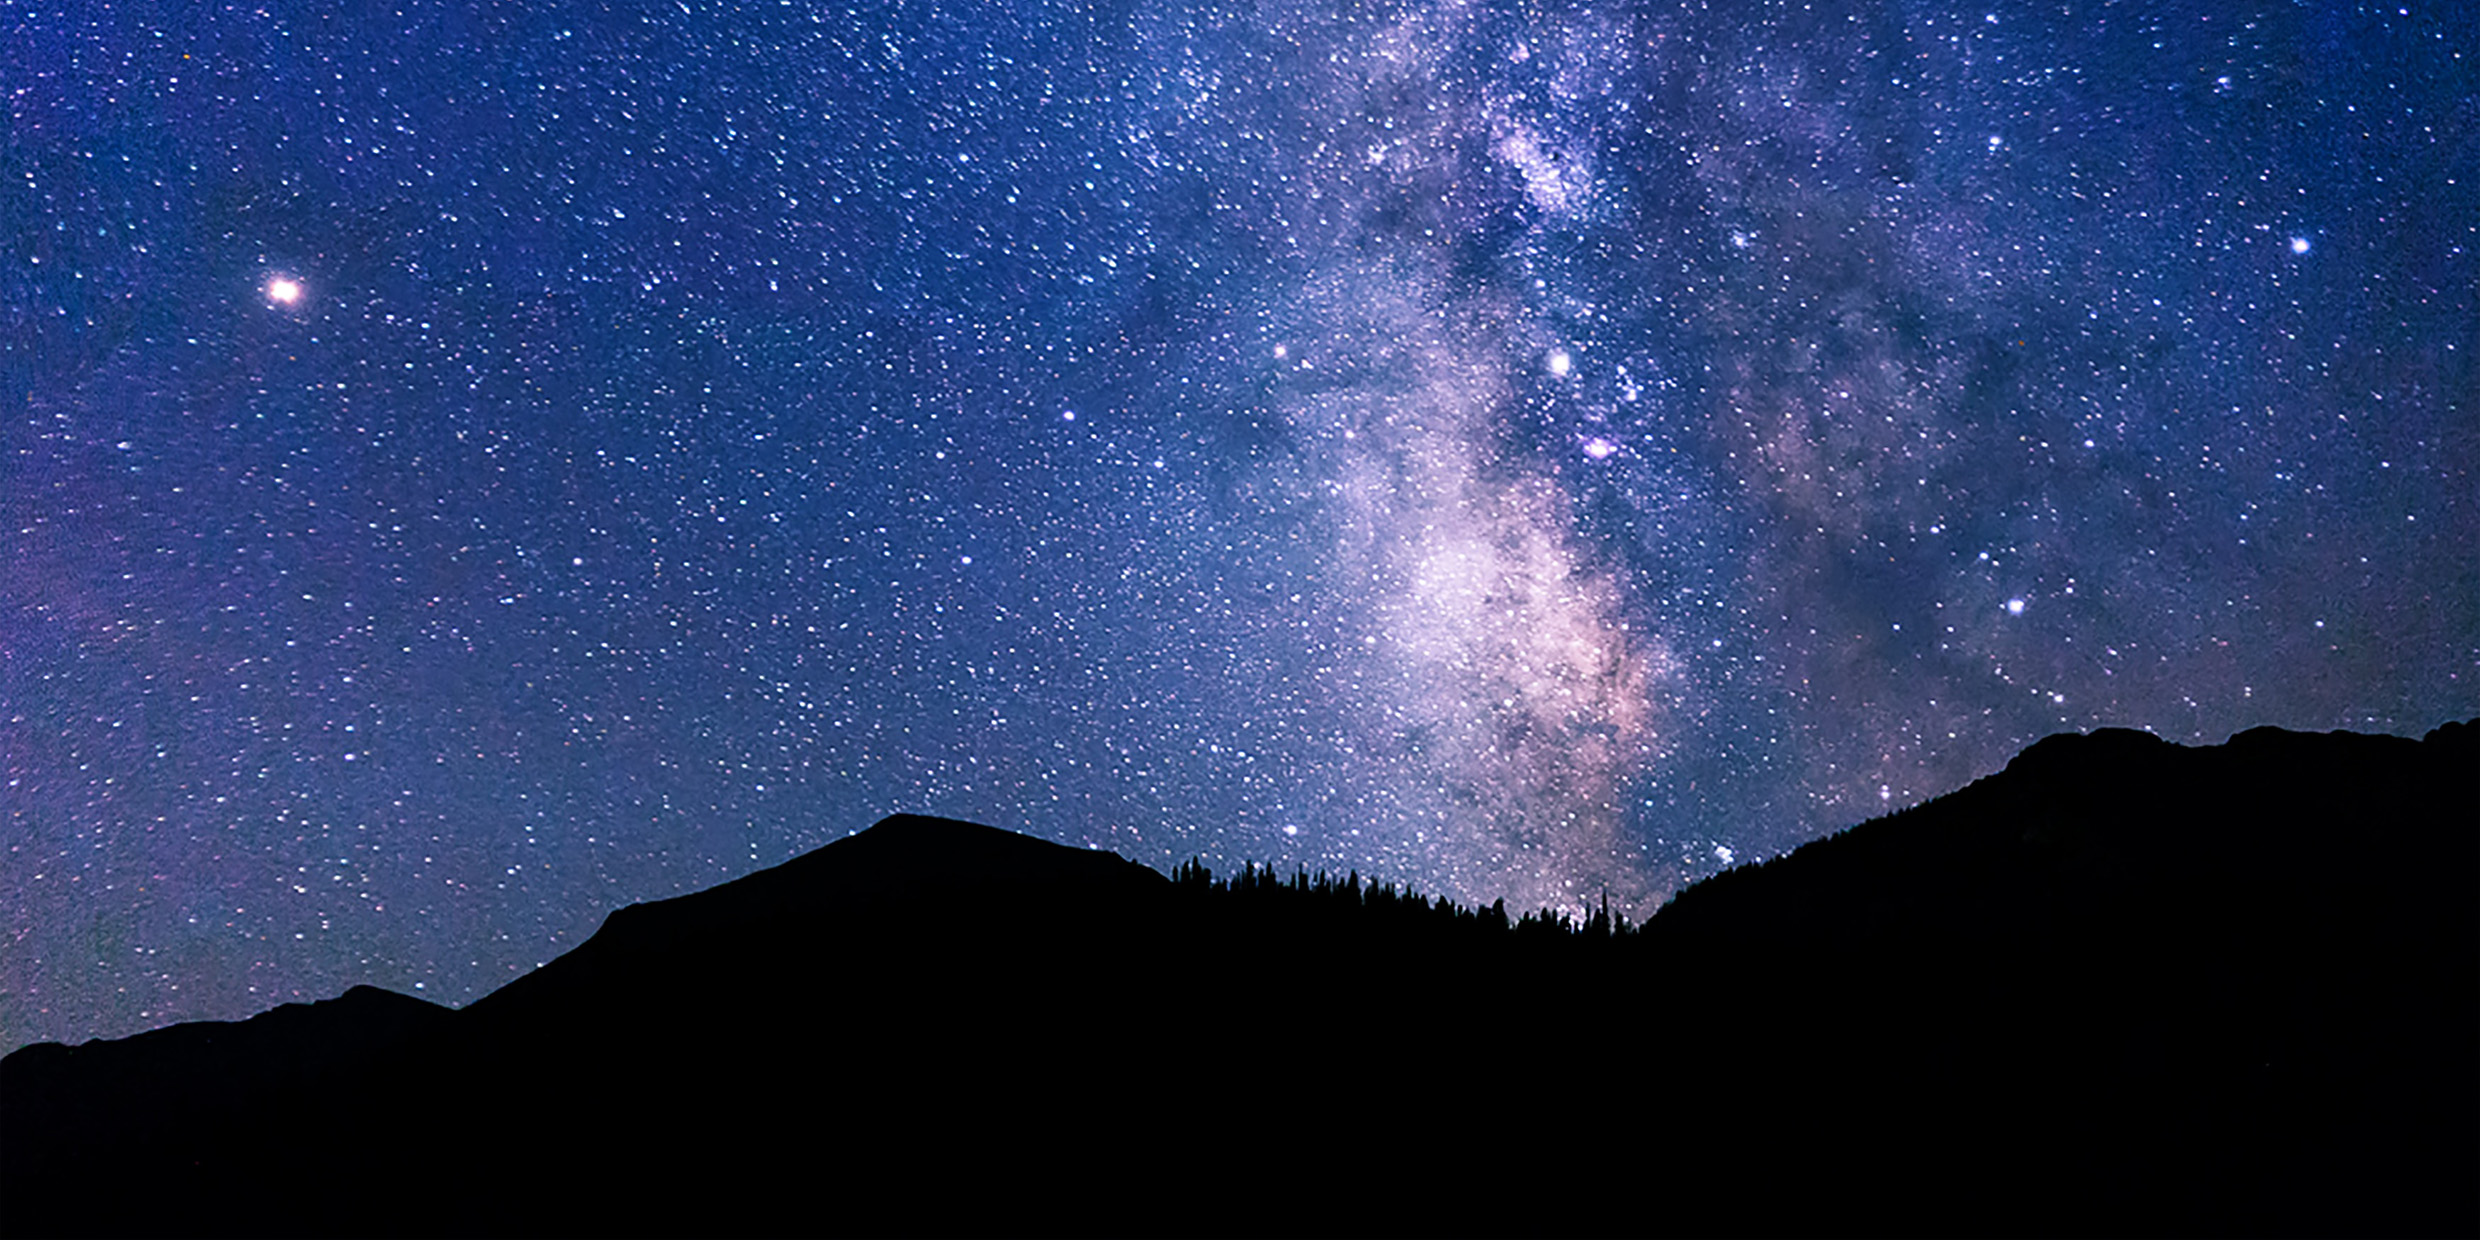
left=3, top=725, right=2472, bottom=1238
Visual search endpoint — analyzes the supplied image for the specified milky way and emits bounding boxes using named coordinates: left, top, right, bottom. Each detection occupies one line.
left=5, top=0, right=2473, bottom=1050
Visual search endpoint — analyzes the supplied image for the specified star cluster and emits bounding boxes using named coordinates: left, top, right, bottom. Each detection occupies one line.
left=6, top=0, right=2473, bottom=1050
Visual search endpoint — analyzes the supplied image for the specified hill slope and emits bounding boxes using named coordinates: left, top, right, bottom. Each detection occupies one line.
left=1631, top=721, right=2478, bottom=1233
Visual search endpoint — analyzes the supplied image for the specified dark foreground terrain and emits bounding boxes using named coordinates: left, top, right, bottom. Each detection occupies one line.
left=4, top=722, right=2474, bottom=1237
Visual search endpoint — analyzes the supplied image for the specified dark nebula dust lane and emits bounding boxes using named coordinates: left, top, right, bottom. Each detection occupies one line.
left=6, top=0, right=2474, bottom=1050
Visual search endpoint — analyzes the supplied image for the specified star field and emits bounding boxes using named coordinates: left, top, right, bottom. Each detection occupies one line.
left=6, top=0, right=2474, bottom=1050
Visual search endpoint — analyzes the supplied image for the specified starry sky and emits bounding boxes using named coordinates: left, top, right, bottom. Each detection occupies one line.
left=6, top=0, right=2474, bottom=1052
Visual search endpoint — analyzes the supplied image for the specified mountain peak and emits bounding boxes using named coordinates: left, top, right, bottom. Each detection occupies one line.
left=643, top=810, right=1167, bottom=921
left=2000, top=724, right=2173, bottom=778
left=460, top=811, right=1168, bottom=1021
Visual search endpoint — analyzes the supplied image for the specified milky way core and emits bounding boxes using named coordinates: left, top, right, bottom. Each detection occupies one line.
left=1273, top=263, right=1676, bottom=913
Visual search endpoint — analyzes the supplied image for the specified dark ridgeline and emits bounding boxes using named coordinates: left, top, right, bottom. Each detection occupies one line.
left=2, top=722, right=2472, bottom=1238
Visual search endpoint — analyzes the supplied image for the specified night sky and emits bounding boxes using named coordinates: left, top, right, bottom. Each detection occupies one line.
left=7, top=0, right=2474, bottom=1052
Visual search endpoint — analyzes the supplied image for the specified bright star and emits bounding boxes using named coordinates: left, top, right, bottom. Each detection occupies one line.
left=266, top=277, right=302, bottom=304
left=2006, top=598, right=2027, bottom=616
left=1548, top=349, right=1572, bottom=377
left=1582, top=437, right=1617, bottom=460
left=2289, top=237, right=2311, bottom=254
